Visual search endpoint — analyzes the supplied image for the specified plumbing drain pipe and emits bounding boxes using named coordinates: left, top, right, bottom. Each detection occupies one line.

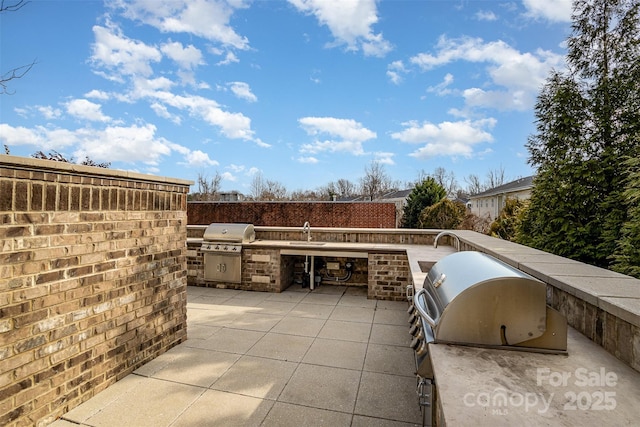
left=322, top=262, right=353, bottom=282
left=309, top=256, right=315, bottom=290
left=323, top=271, right=352, bottom=282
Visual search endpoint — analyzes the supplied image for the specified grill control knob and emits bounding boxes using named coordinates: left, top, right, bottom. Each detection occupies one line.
left=409, top=324, right=419, bottom=336
left=410, top=337, right=422, bottom=351
left=415, top=341, right=428, bottom=357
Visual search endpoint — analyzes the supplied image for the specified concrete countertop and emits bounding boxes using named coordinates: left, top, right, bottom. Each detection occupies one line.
left=248, top=239, right=420, bottom=252
left=429, top=327, right=640, bottom=426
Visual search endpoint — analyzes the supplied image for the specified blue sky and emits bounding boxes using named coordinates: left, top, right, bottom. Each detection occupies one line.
left=1, top=0, right=573, bottom=194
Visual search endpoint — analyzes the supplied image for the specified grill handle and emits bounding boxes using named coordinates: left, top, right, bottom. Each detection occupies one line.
left=413, top=288, right=440, bottom=329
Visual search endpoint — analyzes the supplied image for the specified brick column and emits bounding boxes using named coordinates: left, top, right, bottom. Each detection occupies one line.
left=0, top=156, right=192, bottom=427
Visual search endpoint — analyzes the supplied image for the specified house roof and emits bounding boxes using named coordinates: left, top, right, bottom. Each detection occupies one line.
left=470, top=175, right=535, bottom=198
left=380, top=189, right=413, bottom=200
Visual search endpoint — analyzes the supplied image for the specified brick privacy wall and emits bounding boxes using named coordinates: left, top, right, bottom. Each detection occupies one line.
left=0, top=156, right=191, bottom=427
left=368, top=253, right=411, bottom=301
left=188, top=201, right=397, bottom=228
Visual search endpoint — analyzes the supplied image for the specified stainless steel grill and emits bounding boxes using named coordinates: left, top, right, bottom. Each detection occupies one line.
left=407, top=251, right=568, bottom=426
left=201, top=223, right=255, bottom=283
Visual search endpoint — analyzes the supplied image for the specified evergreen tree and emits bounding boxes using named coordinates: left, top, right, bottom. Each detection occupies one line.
left=419, top=199, right=466, bottom=230
left=611, top=156, right=640, bottom=278
left=401, top=178, right=446, bottom=228
left=519, top=0, right=640, bottom=268
left=490, top=198, right=529, bottom=241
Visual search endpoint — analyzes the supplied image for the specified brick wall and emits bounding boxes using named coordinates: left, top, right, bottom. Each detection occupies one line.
left=0, top=156, right=192, bottom=427
left=243, top=249, right=283, bottom=292
left=188, top=201, right=397, bottom=228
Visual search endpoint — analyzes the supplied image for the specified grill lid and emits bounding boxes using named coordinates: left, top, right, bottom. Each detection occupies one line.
left=203, top=223, right=255, bottom=243
left=421, top=251, right=548, bottom=347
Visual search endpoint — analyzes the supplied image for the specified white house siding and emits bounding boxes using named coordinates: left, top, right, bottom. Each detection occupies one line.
left=472, top=189, right=531, bottom=220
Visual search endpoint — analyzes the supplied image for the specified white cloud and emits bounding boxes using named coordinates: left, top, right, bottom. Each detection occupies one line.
left=227, top=81, right=257, bottom=103
left=72, top=124, right=174, bottom=164
left=299, top=117, right=376, bottom=141
left=374, top=152, right=395, bottom=165
left=85, top=8, right=267, bottom=149
left=132, top=76, right=176, bottom=94
left=0, top=122, right=191, bottom=168
left=297, top=156, right=319, bottom=164
left=298, top=116, right=376, bottom=155
left=112, top=0, right=250, bottom=49
left=409, top=36, right=564, bottom=111
left=476, top=10, right=497, bottom=21
left=66, top=99, right=111, bottom=122
left=310, top=69, right=321, bottom=84
left=221, top=171, right=236, bottom=181
left=0, top=124, right=78, bottom=150
left=181, top=149, right=218, bottom=167
left=386, top=60, right=406, bottom=85
left=463, top=87, right=532, bottom=112
left=37, top=105, right=62, bottom=120
left=150, top=102, right=182, bottom=124
left=391, top=118, right=496, bottom=159
left=288, top=0, right=392, bottom=57
left=161, top=41, right=204, bottom=69
left=127, top=78, right=267, bottom=146
left=426, top=73, right=454, bottom=96
left=84, top=89, right=111, bottom=100
left=90, top=23, right=162, bottom=78
left=522, top=0, right=572, bottom=23
left=217, top=51, right=239, bottom=66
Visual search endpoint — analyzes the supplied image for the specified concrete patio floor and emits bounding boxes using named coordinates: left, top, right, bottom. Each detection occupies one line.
left=51, top=285, right=423, bottom=427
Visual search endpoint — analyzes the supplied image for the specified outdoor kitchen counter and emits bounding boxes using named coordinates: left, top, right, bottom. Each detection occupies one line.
left=429, top=326, right=640, bottom=426
left=247, top=240, right=455, bottom=278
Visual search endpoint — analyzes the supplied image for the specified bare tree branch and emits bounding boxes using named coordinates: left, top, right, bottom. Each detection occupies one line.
left=1, top=1, right=35, bottom=94
left=1, top=0, right=29, bottom=12
left=1, top=60, right=36, bottom=94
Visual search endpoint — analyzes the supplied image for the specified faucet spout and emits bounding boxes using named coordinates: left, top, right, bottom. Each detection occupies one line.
left=302, top=221, right=311, bottom=242
left=434, top=231, right=460, bottom=251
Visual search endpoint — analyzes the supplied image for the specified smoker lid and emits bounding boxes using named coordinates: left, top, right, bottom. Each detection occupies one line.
left=423, top=251, right=547, bottom=346
left=203, top=223, right=255, bottom=243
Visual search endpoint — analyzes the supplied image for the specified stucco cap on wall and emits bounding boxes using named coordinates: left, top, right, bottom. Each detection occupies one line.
left=1, top=154, right=193, bottom=186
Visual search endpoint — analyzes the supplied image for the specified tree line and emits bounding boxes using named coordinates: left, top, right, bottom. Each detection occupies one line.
left=189, top=163, right=509, bottom=202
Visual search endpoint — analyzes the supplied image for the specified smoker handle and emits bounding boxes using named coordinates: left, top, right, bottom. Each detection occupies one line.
left=413, top=288, right=440, bottom=329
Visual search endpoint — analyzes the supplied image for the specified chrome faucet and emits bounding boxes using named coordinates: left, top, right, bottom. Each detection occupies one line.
left=433, top=231, right=460, bottom=251
left=302, top=221, right=312, bottom=242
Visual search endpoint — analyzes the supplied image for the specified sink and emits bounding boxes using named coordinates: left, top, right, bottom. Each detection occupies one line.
left=290, top=241, right=326, bottom=246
